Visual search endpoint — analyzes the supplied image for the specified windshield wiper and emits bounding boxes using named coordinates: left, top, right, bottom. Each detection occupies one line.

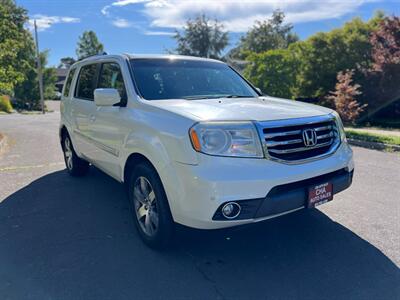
left=224, top=95, right=255, bottom=98
left=182, top=96, right=209, bottom=100
left=181, top=95, right=255, bottom=100
left=181, top=95, right=222, bottom=100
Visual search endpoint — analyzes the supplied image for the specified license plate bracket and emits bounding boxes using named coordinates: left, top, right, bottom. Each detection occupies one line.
left=308, top=182, right=333, bottom=208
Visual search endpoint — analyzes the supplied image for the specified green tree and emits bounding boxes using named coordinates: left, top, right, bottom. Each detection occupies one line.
left=242, top=13, right=385, bottom=102
left=76, top=30, right=104, bottom=60
left=229, top=10, right=298, bottom=60
left=244, top=49, right=299, bottom=98
left=292, top=15, right=383, bottom=99
left=172, top=15, right=228, bottom=59
left=0, top=0, right=35, bottom=95
left=58, top=56, right=76, bottom=69
left=14, top=50, right=57, bottom=110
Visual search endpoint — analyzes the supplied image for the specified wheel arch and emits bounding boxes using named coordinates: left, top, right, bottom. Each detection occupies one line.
left=123, top=152, right=158, bottom=184
left=59, top=125, right=69, bottom=146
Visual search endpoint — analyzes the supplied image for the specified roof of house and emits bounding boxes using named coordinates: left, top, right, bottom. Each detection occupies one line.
left=55, top=68, right=68, bottom=77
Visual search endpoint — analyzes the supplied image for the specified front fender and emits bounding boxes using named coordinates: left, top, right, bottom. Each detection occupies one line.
left=119, top=103, right=201, bottom=220
left=121, top=130, right=172, bottom=177
left=120, top=127, right=197, bottom=221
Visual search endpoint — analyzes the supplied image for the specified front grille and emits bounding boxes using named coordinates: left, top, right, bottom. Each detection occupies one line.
left=260, top=116, right=340, bottom=162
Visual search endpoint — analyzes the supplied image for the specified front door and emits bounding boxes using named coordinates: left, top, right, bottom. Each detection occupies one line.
left=90, top=61, right=130, bottom=179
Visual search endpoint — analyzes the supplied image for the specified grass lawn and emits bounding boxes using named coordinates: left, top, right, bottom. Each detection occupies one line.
left=345, top=129, right=400, bottom=146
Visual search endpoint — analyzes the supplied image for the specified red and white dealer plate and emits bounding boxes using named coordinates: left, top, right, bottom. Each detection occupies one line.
left=308, top=182, right=333, bottom=208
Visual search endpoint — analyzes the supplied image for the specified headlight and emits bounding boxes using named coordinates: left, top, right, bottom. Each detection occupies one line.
left=332, top=111, right=346, bottom=142
left=189, top=122, right=264, bottom=158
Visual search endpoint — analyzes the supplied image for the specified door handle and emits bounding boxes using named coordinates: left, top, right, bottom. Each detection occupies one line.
left=90, top=115, right=96, bottom=122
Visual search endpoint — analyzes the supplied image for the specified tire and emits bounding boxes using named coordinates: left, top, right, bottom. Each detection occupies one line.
left=127, top=162, right=174, bottom=249
left=62, top=133, right=89, bottom=177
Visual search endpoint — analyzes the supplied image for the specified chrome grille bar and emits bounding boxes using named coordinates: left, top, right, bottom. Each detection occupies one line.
left=314, top=125, right=332, bottom=132
left=317, top=132, right=334, bottom=139
left=264, top=129, right=302, bottom=139
left=257, top=114, right=341, bottom=163
left=268, top=140, right=333, bottom=154
left=266, top=138, right=303, bottom=147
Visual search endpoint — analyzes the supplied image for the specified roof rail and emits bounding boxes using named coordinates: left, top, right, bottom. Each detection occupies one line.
left=78, top=52, right=108, bottom=61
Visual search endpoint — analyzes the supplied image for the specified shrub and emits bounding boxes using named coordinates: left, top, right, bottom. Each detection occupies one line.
left=0, top=95, right=13, bottom=113
left=326, top=70, right=366, bottom=125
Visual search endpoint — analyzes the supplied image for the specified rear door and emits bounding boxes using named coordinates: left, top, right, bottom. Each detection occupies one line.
left=70, top=63, right=99, bottom=160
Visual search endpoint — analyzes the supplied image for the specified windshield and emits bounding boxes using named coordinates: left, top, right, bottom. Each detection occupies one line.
left=130, top=58, right=258, bottom=100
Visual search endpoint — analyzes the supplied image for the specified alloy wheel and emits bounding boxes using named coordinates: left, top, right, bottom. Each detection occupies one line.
left=64, top=137, right=73, bottom=170
left=133, top=176, right=159, bottom=236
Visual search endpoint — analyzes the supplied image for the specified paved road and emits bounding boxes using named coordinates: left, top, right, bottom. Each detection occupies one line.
left=0, top=113, right=399, bottom=300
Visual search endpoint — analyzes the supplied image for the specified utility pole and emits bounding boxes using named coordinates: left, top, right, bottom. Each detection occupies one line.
left=34, top=20, right=45, bottom=114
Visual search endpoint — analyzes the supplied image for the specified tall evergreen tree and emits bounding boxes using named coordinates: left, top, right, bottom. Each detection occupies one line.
left=229, top=10, right=298, bottom=60
left=172, top=15, right=228, bottom=59
left=76, top=31, right=104, bottom=60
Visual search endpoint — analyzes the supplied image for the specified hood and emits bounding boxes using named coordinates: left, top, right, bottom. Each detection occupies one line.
left=147, top=96, right=333, bottom=122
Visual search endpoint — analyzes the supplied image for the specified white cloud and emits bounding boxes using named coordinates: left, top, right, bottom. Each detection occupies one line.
left=101, top=5, right=111, bottom=16
left=112, top=18, right=133, bottom=28
left=112, top=0, right=152, bottom=7
left=102, top=0, right=378, bottom=32
left=143, top=30, right=174, bottom=36
left=28, top=14, right=80, bottom=31
left=102, top=0, right=151, bottom=15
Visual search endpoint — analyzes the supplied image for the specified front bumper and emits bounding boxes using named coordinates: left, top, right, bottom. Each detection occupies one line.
left=163, top=142, right=354, bottom=229
left=212, top=168, right=353, bottom=220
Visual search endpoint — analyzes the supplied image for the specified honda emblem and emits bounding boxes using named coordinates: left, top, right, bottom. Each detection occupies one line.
left=302, top=129, right=318, bottom=147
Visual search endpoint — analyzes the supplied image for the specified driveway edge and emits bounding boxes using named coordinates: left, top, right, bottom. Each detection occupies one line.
left=0, top=133, right=6, bottom=152
left=348, top=138, right=400, bottom=152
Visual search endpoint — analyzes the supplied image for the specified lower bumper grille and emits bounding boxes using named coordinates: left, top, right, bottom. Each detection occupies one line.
left=259, top=115, right=340, bottom=163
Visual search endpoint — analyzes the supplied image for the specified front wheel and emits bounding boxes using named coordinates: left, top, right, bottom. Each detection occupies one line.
left=128, top=162, right=174, bottom=249
left=62, top=134, right=89, bottom=176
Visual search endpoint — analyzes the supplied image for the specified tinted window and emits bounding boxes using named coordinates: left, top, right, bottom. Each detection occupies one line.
left=130, top=59, right=257, bottom=100
left=63, top=68, right=76, bottom=97
left=98, top=63, right=127, bottom=102
left=76, top=64, right=97, bottom=100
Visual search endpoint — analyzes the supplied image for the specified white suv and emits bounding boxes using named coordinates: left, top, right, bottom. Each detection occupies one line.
left=60, top=54, right=354, bottom=248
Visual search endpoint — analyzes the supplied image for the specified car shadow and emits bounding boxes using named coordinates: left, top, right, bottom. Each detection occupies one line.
left=0, top=168, right=399, bottom=300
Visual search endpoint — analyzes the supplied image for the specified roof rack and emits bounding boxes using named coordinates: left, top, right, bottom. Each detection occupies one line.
left=78, top=52, right=108, bottom=61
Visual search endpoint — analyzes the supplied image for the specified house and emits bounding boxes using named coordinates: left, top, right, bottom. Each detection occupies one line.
left=55, top=68, right=68, bottom=93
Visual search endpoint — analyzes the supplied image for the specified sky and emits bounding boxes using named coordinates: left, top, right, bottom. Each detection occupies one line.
left=17, top=0, right=400, bottom=67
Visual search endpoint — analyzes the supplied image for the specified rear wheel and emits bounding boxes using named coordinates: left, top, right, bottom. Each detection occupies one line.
left=62, top=134, right=89, bottom=176
left=128, top=162, right=174, bottom=249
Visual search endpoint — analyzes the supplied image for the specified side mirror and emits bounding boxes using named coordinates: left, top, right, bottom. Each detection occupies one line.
left=94, top=88, right=121, bottom=106
left=255, top=87, right=262, bottom=95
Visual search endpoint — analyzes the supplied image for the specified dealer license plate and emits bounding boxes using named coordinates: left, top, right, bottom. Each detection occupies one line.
left=308, top=182, right=333, bottom=208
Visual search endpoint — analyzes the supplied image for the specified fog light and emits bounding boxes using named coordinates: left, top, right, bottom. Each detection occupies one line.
left=221, top=202, right=241, bottom=219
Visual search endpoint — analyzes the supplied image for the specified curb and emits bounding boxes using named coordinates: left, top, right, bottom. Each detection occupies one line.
left=0, top=134, right=6, bottom=153
left=348, top=138, right=400, bottom=152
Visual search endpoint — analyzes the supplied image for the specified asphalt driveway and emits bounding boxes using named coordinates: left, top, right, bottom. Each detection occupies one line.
left=0, top=112, right=399, bottom=300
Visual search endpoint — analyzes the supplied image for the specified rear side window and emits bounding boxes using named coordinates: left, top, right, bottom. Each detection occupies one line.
left=63, top=68, right=76, bottom=97
left=75, top=64, right=97, bottom=100
left=98, top=62, right=127, bottom=103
